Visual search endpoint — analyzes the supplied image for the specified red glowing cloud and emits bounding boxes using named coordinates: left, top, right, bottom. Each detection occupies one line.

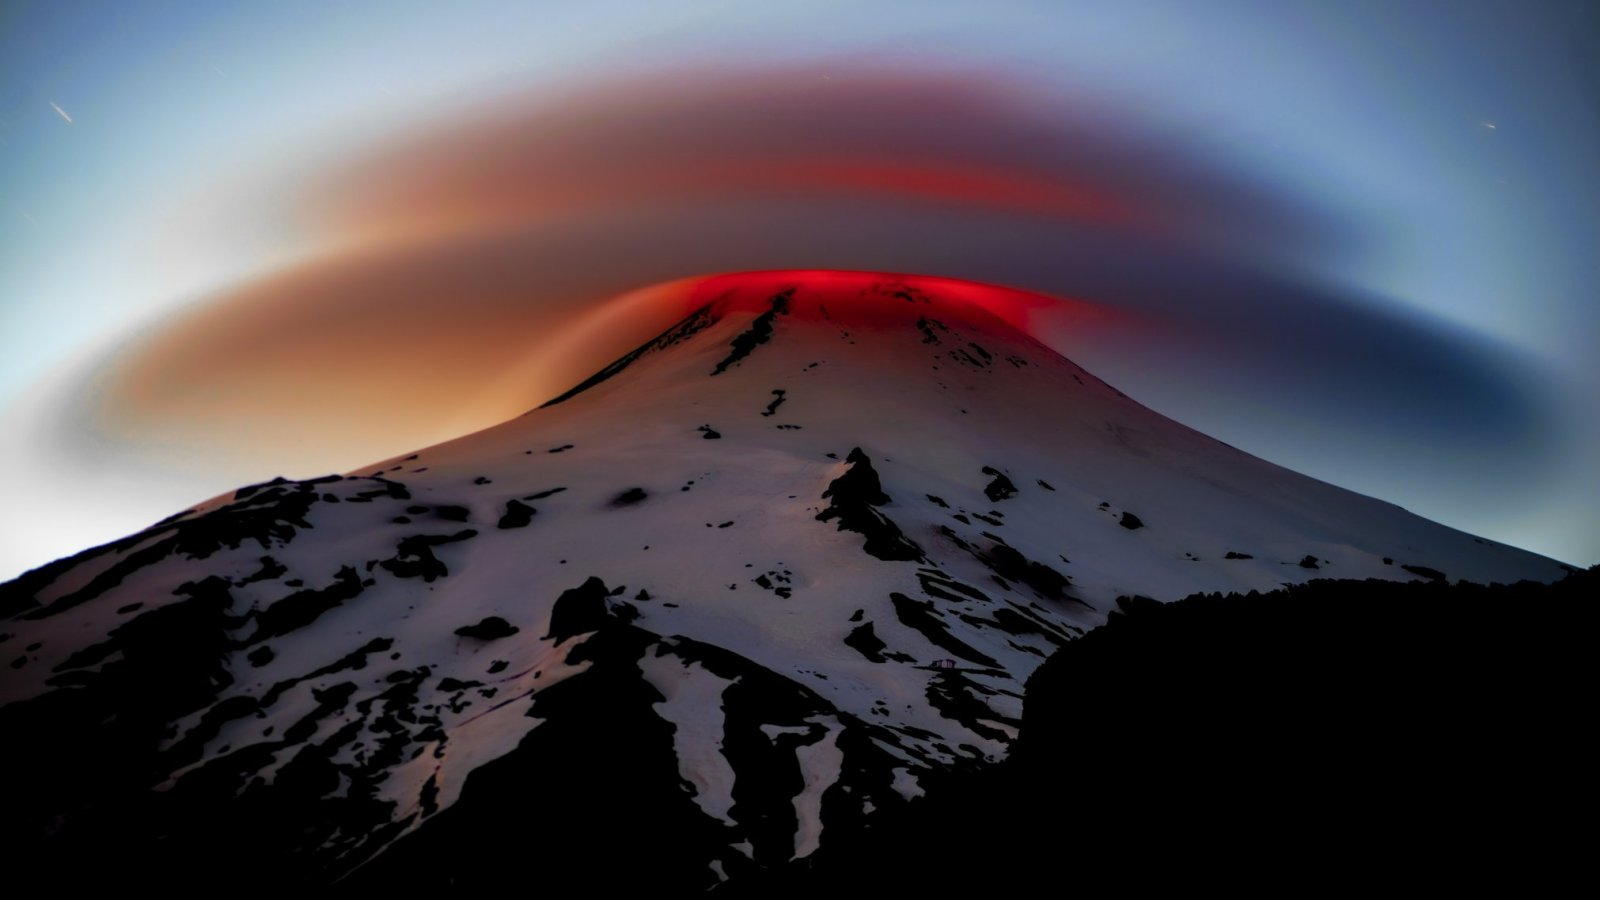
left=74, top=63, right=1537, bottom=507
left=305, top=68, right=1330, bottom=254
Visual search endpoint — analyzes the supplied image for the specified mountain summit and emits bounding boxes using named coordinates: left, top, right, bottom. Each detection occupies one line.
left=0, top=271, right=1566, bottom=888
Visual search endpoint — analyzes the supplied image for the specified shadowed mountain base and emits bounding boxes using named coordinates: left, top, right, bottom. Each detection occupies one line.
left=735, top=567, right=1596, bottom=895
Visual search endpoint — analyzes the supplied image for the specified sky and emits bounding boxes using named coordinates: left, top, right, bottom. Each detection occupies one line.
left=1, top=0, right=1597, bottom=578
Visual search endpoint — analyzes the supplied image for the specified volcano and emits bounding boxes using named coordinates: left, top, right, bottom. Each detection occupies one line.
left=0, top=271, right=1567, bottom=889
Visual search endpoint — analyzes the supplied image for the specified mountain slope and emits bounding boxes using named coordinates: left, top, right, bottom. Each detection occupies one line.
left=729, top=569, right=1597, bottom=895
left=0, top=271, right=1567, bottom=888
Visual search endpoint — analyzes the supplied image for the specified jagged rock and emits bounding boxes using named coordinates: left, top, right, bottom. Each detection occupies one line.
left=816, top=448, right=924, bottom=562
left=454, top=616, right=519, bottom=640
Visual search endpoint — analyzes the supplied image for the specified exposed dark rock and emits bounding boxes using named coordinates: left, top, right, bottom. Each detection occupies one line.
left=343, top=479, right=411, bottom=503
left=844, top=622, right=889, bottom=663
left=236, top=556, right=287, bottom=586
left=889, top=593, right=999, bottom=668
left=251, top=567, right=366, bottom=642
left=3, top=477, right=335, bottom=621
left=823, top=450, right=882, bottom=504
left=1119, top=512, right=1144, bottom=530
left=254, top=637, right=394, bottom=709
left=434, top=505, right=471, bottom=522
left=981, top=466, right=1017, bottom=502
left=454, top=617, right=519, bottom=641
left=712, top=290, right=793, bottom=375
left=497, top=500, right=535, bottom=529
left=917, top=570, right=992, bottom=604
left=988, top=606, right=1066, bottom=643
left=1, top=574, right=244, bottom=873
left=418, top=773, right=440, bottom=818
left=1401, top=564, right=1446, bottom=581
left=379, top=530, right=477, bottom=582
left=233, top=475, right=291, bottom=500
left=540, top=306, right=715, bottom=407
left=924, top=670, right=1017, bottom=742
left=611, top=488, right=648, bottom=506
left=969, top=540, right=1072, bottom=601
left=815, top=449, right=923, bottom=562
left=545, top=577, right=613, bottom=643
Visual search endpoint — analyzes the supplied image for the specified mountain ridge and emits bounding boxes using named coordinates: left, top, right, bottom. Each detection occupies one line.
left=0, top=270, right=1568, bottom=889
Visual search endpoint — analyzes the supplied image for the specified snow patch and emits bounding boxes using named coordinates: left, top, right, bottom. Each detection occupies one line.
left=760, top=723, right=811, bottom=741
left=791, top=715, right=844, bottom=860
left=639, top=651, right=740, bottom=825
left=891, top=766, right=925, bottom=800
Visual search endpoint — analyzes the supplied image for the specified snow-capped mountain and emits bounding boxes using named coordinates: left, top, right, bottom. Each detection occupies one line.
left=0, top=271, right=1567, bottom=888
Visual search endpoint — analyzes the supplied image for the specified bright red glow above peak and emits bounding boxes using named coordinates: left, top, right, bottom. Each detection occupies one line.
left=680, top=269, right=1100, bottom=338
